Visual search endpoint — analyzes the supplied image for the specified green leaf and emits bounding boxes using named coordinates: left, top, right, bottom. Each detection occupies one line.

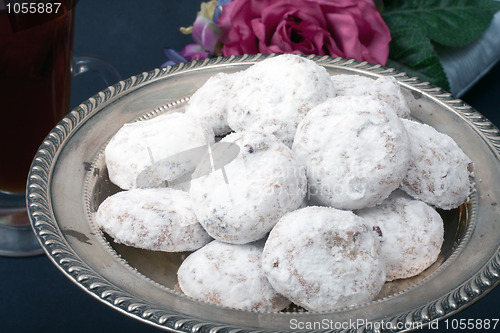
left=380, top=0, right=500, bottom=90
left=383, top=0, right=500, bottom=47
left=384, top=16, right=450, bottom=90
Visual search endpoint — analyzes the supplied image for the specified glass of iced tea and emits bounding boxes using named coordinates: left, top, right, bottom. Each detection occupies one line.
left=0, top=0, right=119, bottom=256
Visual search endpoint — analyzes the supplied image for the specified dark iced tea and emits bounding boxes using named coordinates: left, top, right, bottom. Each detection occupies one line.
left=0, top=1, right=75, bottom=193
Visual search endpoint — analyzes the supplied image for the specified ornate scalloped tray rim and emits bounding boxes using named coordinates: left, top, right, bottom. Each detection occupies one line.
left=27, top=54, right=500, bottom=332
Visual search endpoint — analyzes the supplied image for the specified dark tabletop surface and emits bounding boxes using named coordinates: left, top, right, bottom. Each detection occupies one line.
left=1, top=0, right=499, bottom=332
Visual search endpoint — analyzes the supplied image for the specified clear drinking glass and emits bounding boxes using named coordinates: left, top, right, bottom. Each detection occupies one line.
left=0, top=0, right=120, bottom=256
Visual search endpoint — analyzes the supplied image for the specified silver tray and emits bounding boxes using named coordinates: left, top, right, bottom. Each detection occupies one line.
left=28, top=54, right=500, bottom=332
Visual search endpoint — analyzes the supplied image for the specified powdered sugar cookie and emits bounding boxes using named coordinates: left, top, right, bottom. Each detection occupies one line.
left=357, top=190, right=444, bottom=281
left=185, top=72, right=239, bottom=136
left=293, top=95, right=411, bottom=210
left=331, top=74, right=411, bottom=119
left=400, top=119, right=473, bottom=210
left=226, top=54, right=335, bottom=147
left=262, top=206, right=385, bottom=311
left=105, top=112, right=214, bottom=190
left=189, top=131, right=307, bottom=244
left=177, top=240, right=290, bottom=312
left=95, top=188, right=212, bottom=252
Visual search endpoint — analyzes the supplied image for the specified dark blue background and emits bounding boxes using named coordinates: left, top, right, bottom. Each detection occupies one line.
left=1, top=0, right=499, bottom=332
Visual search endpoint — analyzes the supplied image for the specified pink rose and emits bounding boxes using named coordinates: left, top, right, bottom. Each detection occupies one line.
left=217, top=0, right=391, bottom=65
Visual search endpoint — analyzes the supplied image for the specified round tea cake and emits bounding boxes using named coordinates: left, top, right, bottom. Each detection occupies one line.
left=177, top=240, right=290, bottom=312
left=226, top=54, right=335, bottom=147
left=262, top=206, right=385, bottom=311
left=105, top=112, right=215, bottom=190
left=95, top=188, right=212, bottom=252
left=357, top=190, right=444, bottom=281
left=400, top=119, right=473, bottom=210
left=189, top=131, right=307, bottom=244
left=185, top=72, right=239, bottom=136
left=293, top=95, right=411, bottom=210
left=331, top=74, right=411, bottom=119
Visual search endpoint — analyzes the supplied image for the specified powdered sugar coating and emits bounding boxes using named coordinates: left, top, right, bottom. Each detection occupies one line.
left=177, top=240, right=290, bottom=312
left=185, top=72, right=239, bottom=136
left=226, top=54, right=335, bottom=147
left=293, top=96, right=411, bottom=210
left=95, top=188, right=212, bottom=252
left=105, top=112, right=214, bottom=190
left=357, top=190, right=444, bottom=281
left=189, top=131, right=307, bottom=244
left=400, top=119, right=473, bottom=210
left=262, top=206, right=385, bottom=311
left=331, top=74, right=411, bottom=119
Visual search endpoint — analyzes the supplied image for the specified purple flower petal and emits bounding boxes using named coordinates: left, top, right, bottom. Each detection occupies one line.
left=163, top=48, right=188, bottom=64
left=192, top=16, right=211, bottom=45
left=179, top=43, right=210, bottom=61
left=192, top=16, right=222, bottom=53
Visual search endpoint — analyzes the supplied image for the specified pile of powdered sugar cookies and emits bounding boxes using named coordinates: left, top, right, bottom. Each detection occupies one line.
left=95, top=54, right=474, bottom=312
